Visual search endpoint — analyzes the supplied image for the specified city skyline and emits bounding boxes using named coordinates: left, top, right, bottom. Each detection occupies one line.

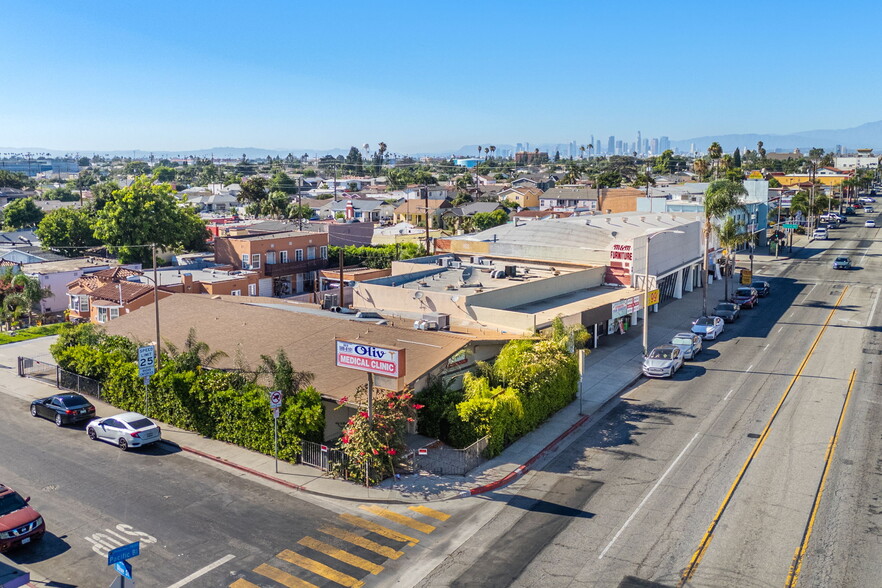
left=4, top=0, right=882, bottom=152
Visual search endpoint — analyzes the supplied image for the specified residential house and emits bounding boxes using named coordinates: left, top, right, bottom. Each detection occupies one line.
left=538, top=186, right=599, bottom=212
left=29, top=200, right=81, bottom=214
left=151, top=266, right=261, bottom=297
left=393, top=198, right=453, bottom=228
left=512, top=175, right=556, bottom=191
left=0, top=188, right=29, bottom=207
left=23, top=258, right=141, bottom=315
left=67, top=267, right=174, bottom=325
left=440, top=202, right=507, bottom=230
left=498, top=186, right=543, bottom=209
left=598, top=187, right=646, bottom=214
left=0, top=246, right=69, bottom=265
left=214, top=230, right=329, bottom=297
left=187, top=192, right=240, bottom=214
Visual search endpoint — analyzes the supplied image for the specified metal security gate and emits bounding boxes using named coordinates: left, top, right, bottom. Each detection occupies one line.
left=410, top=437, right=489, bottom=476
left=17, top=356, right=57, bottom=387
left=301, top=441, right=349, bottom=479
left=17, top=356, right=102, bottom=399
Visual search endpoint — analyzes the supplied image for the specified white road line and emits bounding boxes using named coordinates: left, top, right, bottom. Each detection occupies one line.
left=763, top=344, right=770, bottom=351
left=746, top=364, right=754, bottom=373
left=777, top=326, right=784, bottom=333
left=599, top=432, right=700, bottom=559
left=166, top=554, right=235, bottom=588
left=868, top=289, right=881, bottom=328
left=723, top=389, right=734, bottom=402
left=801, top=283, right=818, bottom=299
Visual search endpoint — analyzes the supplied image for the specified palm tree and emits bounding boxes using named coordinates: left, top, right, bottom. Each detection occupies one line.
left=489, top=145, right=496, bottom=159
left=702, top=180, right=748, bottom=315
left=756, top=140, right=766, bottom=159
left=693, top=158, right=709, bottom=179
left=707, top=142, right=723, bottom=179
left=716, top=216, right=747, bottom=301
left=580, top=145, right=586, bottom=160
left=587, top=143, right=594, bottom=159
left=164, top=328, right=228, bottom=372
left=484, top=147, right=489, bottom=159
left=258, top=348, right=314, bottom=395
left=378, top=142, right=387, bottom=159
left=477, top=145, right=482, bottom=158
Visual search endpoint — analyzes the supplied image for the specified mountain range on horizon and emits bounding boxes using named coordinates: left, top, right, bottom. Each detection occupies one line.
left=5, top=120, right=882, bottom=161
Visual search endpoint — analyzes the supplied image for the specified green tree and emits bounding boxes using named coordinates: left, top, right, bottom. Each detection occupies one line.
left=90, top=181, right=119, bottom=211
left=152, top=166, right=176, bottom=183
left=36, top=208, right=100, bottom=257
left=343, top=147, right=364, bottom=174
left=43, top=187, right=78, bottom=202
left=472, top=209, right=509, bottom=231
left=702, top=180, right=747, bottom=315
left=238, top=176, right=269, bottom=206
left=93, top=176, right=210, bottom=265
left=0, top=269, right=51, bottom=328
left=733, top=147, right=742, bottom=168
left=124, top=161, right=151, bottom=176
left=0, top=170, right=30, bottom=189
left=717, top=216, right=747, bottom=301
left=3, top=198, right=44, bottom=229
left=269, top=171, right=298, bottom=195
left=594, top=170, right=623, bottom=188
left=164, top=328, right=228, bottom=372
left=707, top=142, right=723, bottom=178
left=77, top=156, right=91, bottom=167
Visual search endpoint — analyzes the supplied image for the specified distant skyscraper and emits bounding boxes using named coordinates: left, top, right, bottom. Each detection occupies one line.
left=660, top=136, right=670, bottom=152
left=608, top=136, right=616, bottom=154
left=516, top=143, right=523, bottom=153
left=590, top=134, right=595, bottom=153
left=525, top=142, right=530, bottom=152
left=651, top=138, right=659, bottom=155
left=690, top=143, right=696, bottom=155
left=615, top=140, right=623, bottom=154
left=636, top=131, right=642, bottom=155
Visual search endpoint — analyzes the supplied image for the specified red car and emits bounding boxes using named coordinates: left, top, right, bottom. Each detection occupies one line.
left=0, top=484, right=45, bottom=552
left=731, top=287, right=759, bottom=309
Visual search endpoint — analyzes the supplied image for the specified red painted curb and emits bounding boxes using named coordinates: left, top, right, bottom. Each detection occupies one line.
left=176, top=444, right=308, bottom=493
left=468, top=413, right=592, bottom=496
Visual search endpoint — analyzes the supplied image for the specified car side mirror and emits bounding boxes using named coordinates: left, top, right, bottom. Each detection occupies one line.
left=24, top=496, right=30, bottom=503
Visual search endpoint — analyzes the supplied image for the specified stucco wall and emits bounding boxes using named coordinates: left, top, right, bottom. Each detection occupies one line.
left=467, top=267, right=605, bottom=310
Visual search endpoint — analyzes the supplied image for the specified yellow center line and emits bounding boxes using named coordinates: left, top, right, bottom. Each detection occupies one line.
left=359, top=505, right=437, bottom=534
left=230, top=580, right=261, bottom=588
left=277, top=549, right=365, bottom=588
left=409, top=505, right=452, bottom=521
left=298, top=536, right=384, bottom=575
left=253, top=563, right=318, bottom=588
left=784, top=369, right=857, bottom=588
left=319, top=525, right=404, bottom=560
left=678, top=286, right=849, bottom=586
left=339, top=513, right=419, bottom=546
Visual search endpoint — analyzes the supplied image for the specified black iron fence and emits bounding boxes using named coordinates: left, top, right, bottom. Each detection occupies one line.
left=407, top=436, right=489, bottom=476
left=17, top=356, right=102, bottom=399
left=301, top=440, right=350, bottom=479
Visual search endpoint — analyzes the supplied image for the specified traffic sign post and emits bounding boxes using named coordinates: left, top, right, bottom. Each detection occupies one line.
left=107, top=541, right=139, bottom=587
left=270, top=390, right=282, bottom=473
left=782, top=223, right=799, bottom=229
left=138, top=346, right=156, bottom=415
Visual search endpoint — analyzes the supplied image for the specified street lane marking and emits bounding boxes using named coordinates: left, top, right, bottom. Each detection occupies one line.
left=723, top=389, right=734, bottom=402
left=763, top=344, right=770, bottom=351
left=298, top=536, right=383, bottom=575
left=800, top=283, right=818, bottom=299
left=778, top=326, right=784, bottom=333
left=253, top=563, right=317, bottom=588
left=868, top=288, right=881, bottom=327
left=785, top=370, right=857, bottom=587
left=319, top=525, right=404, bottom=559
left=339, top=514, right=419, bottom=546
left=277, top=549, right=364, bottom=588
left=230, top=580, right=260, bottom=588
left=746, top=364, right=754, bottom=373
left=359, top=505, right=436, bottom=534
left=599, top=432, right=700, bottom=559
left=408, top=505, right=451, bottom=521
left=678, top=286, right=849, bottom=586
left=167, top=554, right=235, bottom=588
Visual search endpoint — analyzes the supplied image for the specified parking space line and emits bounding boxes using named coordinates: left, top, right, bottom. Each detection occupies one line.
left=298, top=536, right=383, bottom=575
left=339, top=514, right=419, bottom=546
left=359, top=505, right=436, bottom=534
left=253, top=563, right=317, bottom=588
left=319, top=525, right=404, bottom=559
left=168, top=554, right=235, bottom=588
left=229, top=579, right=260, bottom=588
left=277, top=549, right=364, bottom=588
left=408, top=505, right=451, bottom=521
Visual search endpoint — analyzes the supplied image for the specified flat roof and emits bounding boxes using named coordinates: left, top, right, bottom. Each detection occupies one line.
left=22, top=258, right=120, bottom=274
left=149, top=267, right=258, bottom=286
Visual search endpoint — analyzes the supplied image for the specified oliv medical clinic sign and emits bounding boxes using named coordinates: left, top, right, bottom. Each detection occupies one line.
left=335, top=340, right=406, bottom=378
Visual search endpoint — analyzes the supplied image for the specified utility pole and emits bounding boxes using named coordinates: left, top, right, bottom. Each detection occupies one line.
left=338, top=249, right=345, bottom=308
left=423, top=183, right=431, bottom=256
left=152, top=244, right=161, bottom=369
left=297, top=175, right=303, bottom=231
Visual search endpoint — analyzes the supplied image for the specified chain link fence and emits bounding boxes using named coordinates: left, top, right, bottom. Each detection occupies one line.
left=18, top=356, right=102, bottom=400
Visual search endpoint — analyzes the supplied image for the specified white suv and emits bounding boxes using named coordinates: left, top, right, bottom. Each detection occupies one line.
left=812, top=227, right=828, bottom=240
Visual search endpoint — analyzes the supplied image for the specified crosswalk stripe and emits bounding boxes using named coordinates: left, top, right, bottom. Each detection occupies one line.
left=253, top=563, right=318, bottom=588
left=230, top=580, right=261, bottom=588
left=277, top=549, right=365, bottom=588
left=319, top=525, right=405, bottom=560
left=298, top=536, right=383, bottom=575
left=339, top=513, right=419, bottom=546
left=359, top=505, right=436, bottom=534
left=408, top=505, right=451, bottom=521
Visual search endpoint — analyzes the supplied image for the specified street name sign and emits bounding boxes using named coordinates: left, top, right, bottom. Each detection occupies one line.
left=114, top=560, right=133, bottom=579
left=782, top=223, right=799, bottom=229
left=107, top=541, right=140, bottom=565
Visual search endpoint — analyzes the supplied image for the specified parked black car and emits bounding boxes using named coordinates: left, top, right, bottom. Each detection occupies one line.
left=750, top=281, right=771, bottom=297
left=713, top=302, right=741, bottom=323
left=30, top=394, right=96, bottom=427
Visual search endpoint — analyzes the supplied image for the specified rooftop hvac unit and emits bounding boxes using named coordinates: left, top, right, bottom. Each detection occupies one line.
left=471, top=256, right=484, bottom=265
left=322, top=293, right=339, bottom=310
left=491, top=270, right=505, bottom=279
left=450, top=260, right=462, bottom=269
left=504, top=265, right=517, bottom=277
left=421, top=312, right=450, bottom=330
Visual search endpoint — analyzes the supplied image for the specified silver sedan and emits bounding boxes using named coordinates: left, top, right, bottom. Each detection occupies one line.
left=86, top=412, right=161, bottom=451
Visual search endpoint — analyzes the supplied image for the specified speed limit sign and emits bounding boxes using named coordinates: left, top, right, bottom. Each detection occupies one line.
left=270, top=390, right=283, bottom=409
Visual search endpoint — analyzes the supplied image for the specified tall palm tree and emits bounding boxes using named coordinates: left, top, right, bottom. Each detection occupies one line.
left=580, top=145, right=586, bottom=160
left=378, top=142, right=387, bottom=159
left=259, top=348, right=314, bottom=395
left=477, top=145, right=482, bottom=158
left=707, top=142, right=723, bottom=179
left=587, top=143, right=594, bottom=159
left=702, top=179, right=748, bottom=315
left=716, top=216, right=747, bottom=301
left=693, top=158, right=709, bottom=179
left=164, top=328, right=228, bottom=372
left=489, top=145, right=496, bottom=159
left=484, top=147, right=489, bottom=159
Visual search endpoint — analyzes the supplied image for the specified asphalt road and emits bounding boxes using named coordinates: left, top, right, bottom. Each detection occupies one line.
left=416, top=213, right=882, bottom=587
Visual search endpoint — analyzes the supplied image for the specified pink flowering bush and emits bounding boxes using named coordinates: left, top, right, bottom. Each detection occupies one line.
left=334, top=384, right=421, bottom=485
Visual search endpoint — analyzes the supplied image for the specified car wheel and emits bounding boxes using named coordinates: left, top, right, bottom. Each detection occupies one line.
left=30, top=405, right=37, bottom=417
left=88, top=428, right=97, bottom=441
left=118, top=438, right=128, bottom=451
left=55, top=413, right=63, bottom=427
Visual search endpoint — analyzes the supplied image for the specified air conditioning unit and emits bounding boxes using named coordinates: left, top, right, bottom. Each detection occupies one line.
left=422, top=312, right=450, bottom=330
left=322, top=293, right=339, bottom=309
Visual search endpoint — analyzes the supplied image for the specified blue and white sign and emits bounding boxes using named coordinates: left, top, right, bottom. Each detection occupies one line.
left=107, top=541, right=140, bottom=566
left=138, top=346, right=156, bottom=378
left=114, top=559, right=133, bottom=579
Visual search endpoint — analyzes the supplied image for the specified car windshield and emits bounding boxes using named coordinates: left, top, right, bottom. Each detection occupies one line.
left=58, top=395, right=86, bottom=407
left=0, top=492, right=28, bottom=517
left=649, top=349, right=673, bottom=360
left=835, top=258, right=848, bottom=262
left=751, top=282, right=764, bottom=288
left=672, top=337, right=692, bottom=346
left=695, top=318, right=712, bottom=326
left=716, top=304, right=736, bottom=311
left=736, top=289, right=752, bottom=296
left=126, top=418, right=153, bottom=429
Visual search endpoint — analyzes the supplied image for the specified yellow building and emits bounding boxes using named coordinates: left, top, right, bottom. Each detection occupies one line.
left=497, top=186, right=543, bottom=208
left=770, top=168, right=851, bottom=187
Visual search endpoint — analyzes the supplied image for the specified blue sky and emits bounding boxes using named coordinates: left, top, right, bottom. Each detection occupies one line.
left=3, top=0, right=881, bottom=153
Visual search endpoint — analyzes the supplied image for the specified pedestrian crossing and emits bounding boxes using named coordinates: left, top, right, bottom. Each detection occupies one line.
left=229, top=504, right=453, bottom=587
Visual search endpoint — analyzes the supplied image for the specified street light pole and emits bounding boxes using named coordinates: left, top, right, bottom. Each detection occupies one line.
left=152, top=244, right=161, bottom=369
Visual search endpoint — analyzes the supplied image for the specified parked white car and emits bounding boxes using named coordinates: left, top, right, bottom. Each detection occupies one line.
left=86, top=412, right=161, bottom=451
left=691, top=316, right=725, bottom=340
left=866, top=219, right=876, bottom=228
left=812, top=227, right=828, bottom=240
left=671, top=332, right=703, bottom=360
left=642, top=345, right=685, bottom=378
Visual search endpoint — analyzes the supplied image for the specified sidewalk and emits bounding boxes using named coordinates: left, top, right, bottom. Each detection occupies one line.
left=0, top=255, right=797, bottom=507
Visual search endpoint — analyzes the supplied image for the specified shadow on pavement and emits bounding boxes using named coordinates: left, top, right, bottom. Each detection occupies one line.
left=6, top=531, right=70, bottom=567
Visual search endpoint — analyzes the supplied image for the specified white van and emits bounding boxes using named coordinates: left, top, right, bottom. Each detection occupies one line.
left=812, top=227, right=828, bottom=240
